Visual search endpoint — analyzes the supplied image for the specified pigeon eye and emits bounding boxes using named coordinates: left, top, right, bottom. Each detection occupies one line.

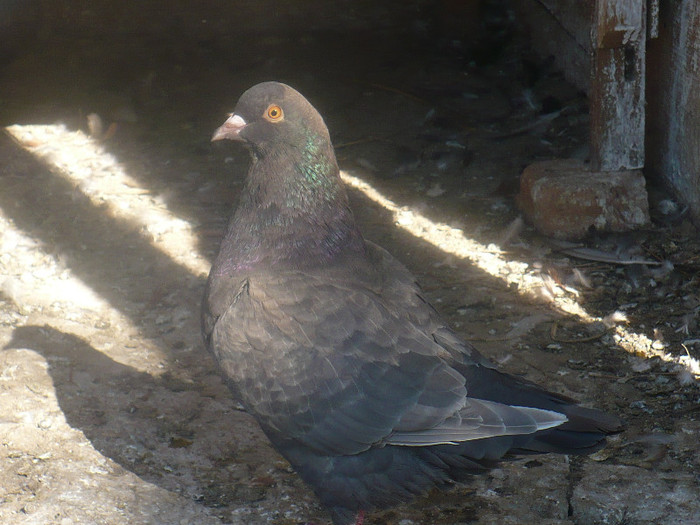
left=265, top=105, right=284, bottom=121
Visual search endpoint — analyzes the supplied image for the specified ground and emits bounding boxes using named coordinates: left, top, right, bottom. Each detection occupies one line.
left=0, top=29, right=699, bottom=525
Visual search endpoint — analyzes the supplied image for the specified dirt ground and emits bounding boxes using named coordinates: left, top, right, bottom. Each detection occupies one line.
left=1, top=28, right=699, bottom=525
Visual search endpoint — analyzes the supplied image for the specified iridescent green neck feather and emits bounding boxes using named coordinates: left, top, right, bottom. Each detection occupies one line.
left=214, top=127, right=364, bottom=275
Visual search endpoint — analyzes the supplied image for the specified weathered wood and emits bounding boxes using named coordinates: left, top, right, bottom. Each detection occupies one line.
left=594, top=0, right=644, bottom=49
left=589, top=0, right=646, bottom=171
left=647, top=1, right=700, bottom=220
left=520, top=0, right=646, bottom=171
left=648, top=0, right=660, bottom=39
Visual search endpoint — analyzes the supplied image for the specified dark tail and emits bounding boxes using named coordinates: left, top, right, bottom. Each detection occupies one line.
left=462, top=365, right=625, bottom=454
left=521, top=403, right=624, bottom=454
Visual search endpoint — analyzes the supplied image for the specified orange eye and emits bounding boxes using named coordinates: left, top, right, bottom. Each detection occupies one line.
left=266, top=104, right=283, bottom=121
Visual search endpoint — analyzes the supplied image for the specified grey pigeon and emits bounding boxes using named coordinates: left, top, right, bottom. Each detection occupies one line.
left=203, top=81, right=623, bottom=525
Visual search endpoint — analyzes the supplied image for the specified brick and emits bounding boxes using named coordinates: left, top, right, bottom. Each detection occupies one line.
left=517, top=159, right=650, bottom=240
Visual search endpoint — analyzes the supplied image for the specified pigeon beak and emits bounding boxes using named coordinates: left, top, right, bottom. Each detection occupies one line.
left=211, top=113, right=247, bottom=142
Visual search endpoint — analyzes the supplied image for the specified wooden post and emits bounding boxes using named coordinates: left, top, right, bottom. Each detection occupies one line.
left=590, top=0, right=646, bottom=171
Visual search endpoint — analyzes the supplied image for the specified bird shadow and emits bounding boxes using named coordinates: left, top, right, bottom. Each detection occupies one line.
left=5, top=325, right=200, bottom=479
left=0, top=130, right=205, bottom=341
left=2, top=324, right=286, bottom=510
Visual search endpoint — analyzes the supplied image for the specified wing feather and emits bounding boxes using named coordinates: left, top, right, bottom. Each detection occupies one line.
left=205, top=242, right=568, bottom=459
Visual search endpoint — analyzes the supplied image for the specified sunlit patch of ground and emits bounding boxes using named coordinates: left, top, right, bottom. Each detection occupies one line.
left=341, top=171, right=700, bottom=381
left=5, top=124, right=210, bottom=279
left=1, top=121, right=697, bottom=384
left=7, top=121, right=698, bottom=382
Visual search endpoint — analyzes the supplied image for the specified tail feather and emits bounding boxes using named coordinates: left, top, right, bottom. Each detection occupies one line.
left=559, top=404, right=625, bottom=434
left=522, top=403, right=624, bottom=454
left=522, top=429, right=610, bottom=454
left=459, top=365, right=624, bottom=454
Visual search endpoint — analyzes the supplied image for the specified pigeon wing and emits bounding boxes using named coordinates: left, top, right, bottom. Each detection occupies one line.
left=207, top=258, right=566, bottom=458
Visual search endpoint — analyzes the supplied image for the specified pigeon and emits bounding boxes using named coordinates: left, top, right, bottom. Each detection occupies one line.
left=203, top=81, right=623, bottom=525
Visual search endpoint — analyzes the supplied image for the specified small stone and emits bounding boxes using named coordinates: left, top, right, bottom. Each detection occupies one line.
left=426, top=183, right=445, bottom=197
left=657, top=199, right=678, bottom=215
left=517, top=159, right=650, bottom=240
left=94, top=319, right=111, bottom=329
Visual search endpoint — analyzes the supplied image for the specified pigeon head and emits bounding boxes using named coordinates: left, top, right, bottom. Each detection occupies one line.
left=212, top=81, right=331, bottom=158
left=209, top=82, right=364, bottom=271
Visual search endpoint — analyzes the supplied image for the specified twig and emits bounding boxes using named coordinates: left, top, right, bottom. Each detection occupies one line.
left=550, top=321, right=608, bottom=343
